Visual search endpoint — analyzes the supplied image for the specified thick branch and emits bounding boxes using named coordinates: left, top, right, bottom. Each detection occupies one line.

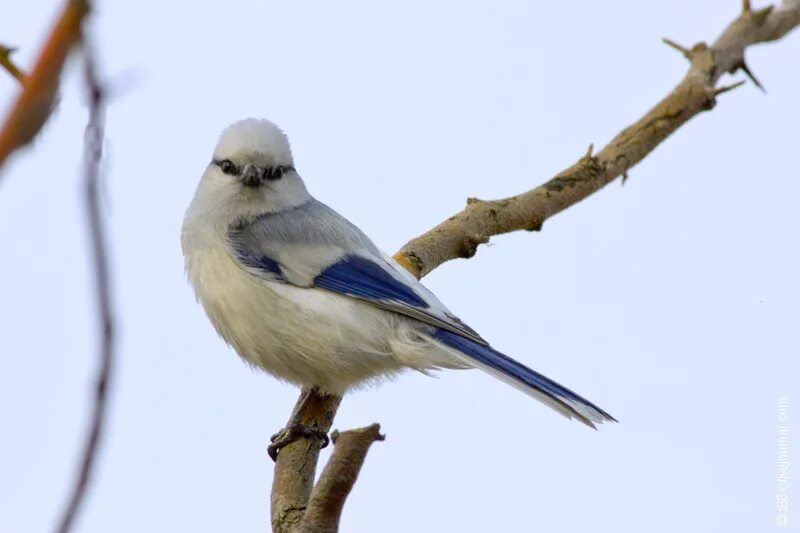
left=271, top=391, right=342, bottom=533
left=300, top=425, right=385, bottom=533
left=394, top=1, right=800, bottom=278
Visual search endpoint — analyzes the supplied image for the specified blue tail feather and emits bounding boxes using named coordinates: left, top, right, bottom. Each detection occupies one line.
left=433, top=329, right=616, bottom=426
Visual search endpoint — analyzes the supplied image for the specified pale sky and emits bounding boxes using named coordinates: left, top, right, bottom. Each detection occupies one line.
left=1, top=1, right=797, bottom=532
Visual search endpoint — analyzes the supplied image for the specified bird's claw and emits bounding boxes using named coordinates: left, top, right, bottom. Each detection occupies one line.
left=268, top=423, right=329, bottom=461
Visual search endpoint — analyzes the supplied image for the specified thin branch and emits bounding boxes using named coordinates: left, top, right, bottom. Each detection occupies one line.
left=393, top=1, right=800, bottom=278
left=0, top=0, right=89, bottom=175
left=300, top=425, right=385, bottom=533
left=54, top=42, right=114, bottom=533
left=661, top=37, right=692, bottom=58
left=0, top=44, right=27, bottom=83
left=737, top=59, right=766, bottom=90
left=713, top=79, right=747, bottom=96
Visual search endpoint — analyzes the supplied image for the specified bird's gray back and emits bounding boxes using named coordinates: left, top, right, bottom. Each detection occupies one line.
left=232, top=199, right=379, bottom=254
left=228, top=199, right=386, bottom=287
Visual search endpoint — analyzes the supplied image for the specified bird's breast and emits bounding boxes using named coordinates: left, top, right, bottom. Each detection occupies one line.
left=183, top=240, right=403, bottom=392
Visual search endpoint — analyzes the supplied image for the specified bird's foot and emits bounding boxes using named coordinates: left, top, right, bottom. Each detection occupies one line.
left=268, top=423, right=329, bottom=462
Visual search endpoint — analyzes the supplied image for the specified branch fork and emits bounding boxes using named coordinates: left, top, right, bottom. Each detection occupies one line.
left=272, top=3, right=799, bottom=531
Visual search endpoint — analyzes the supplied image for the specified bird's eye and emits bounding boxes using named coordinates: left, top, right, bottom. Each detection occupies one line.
left=264, top=165, right=293, bottom=181
left=219, top=160, right=237, bottom=175
left=264, top=167, right=280, bottom=181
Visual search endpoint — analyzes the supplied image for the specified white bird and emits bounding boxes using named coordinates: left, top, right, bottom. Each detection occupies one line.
left=182, top=118, right=615, bottom=456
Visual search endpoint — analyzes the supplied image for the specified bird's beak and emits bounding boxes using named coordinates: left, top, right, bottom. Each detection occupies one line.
left=241, top=164, right=262, bottom=187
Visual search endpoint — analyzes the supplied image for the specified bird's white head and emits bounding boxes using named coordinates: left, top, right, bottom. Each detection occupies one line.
left=186, top=118, right=312, bottom=227
left=215, top=118, right=294, bottom=169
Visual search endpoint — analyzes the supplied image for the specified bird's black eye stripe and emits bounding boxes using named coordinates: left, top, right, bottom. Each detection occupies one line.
left=214, top=159, right=239, bottom=175
left=213, top=160, right=295, bottom=181
left=264, top=165, right=295, bottom=181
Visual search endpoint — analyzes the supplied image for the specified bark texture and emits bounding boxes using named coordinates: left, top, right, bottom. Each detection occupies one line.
left=393, top=1, right=800, bottom=278
left=299, top=425, right=385, bottom=533
left=271, top=391, right=342, bottom=533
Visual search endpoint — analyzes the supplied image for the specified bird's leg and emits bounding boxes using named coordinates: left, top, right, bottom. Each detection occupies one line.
left=268, top=387, right=330, bottom=461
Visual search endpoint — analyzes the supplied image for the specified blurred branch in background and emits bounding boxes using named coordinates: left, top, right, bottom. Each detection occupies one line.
left=0, top=2, right=116, bottom=533
left=55, top=42, right=114, bottom=533
left=0, top=0, right=88, bottom=175
left=0, top=44, right=27, bottom=83
left=271, top=2, right=800, bottom=532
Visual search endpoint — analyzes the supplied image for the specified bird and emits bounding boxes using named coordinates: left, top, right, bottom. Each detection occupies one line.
left=181, top=118, right=615, bottom=458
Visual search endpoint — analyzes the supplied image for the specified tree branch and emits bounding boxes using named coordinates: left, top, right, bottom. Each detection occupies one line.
left=393, top=1, right=800, bottom=278
left=0, top=0, right=89, bottom=175
left=271, top=391, right=342, bottom=533
left=270, top=2, right=800, bottom=531
left=54, top=38, right=115, bottom=533
left=300, top=425, right=385, bottom=533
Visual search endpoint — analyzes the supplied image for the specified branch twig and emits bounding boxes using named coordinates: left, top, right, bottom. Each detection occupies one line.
left=300, top=425, right=385, bottom=533
left=54, top=41, right=114, bottom=533
left=0, top=44, right=27, bottom=83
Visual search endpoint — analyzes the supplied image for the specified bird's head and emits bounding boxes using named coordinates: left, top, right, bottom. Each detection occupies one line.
left=191, top=118, right=311, bottom=221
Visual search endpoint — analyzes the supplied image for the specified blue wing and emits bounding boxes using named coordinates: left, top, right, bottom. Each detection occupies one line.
left=313, top=254, right=487, bottom=344
left=314, top=255, right=428, bottom=308
left=235, top=242, right=487, bottom=345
